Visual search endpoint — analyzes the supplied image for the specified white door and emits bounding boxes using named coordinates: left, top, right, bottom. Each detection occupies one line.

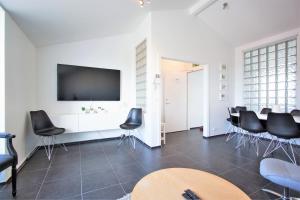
left=164, top=70, right=187, bottom=133
left=188, top=70, right=203, bottom=128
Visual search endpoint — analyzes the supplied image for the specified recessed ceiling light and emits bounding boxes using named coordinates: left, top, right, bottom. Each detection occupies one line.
left=223, top=2, right=229, bottom=10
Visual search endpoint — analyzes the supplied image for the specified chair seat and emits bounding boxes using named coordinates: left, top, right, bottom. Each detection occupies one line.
left=244, top=128, right=267, bottom=133
left=260, top=158, right=300, bottom=192
left=36, top=127, right=65, bottom=136
left=0, top=155, right=14, bottom=171
left=120, top=123, right=141, bottom=130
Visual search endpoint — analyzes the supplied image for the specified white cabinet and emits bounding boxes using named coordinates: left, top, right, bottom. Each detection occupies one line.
left=50, top=114, right=78, bottom=133
left=50, top=112, right=124, bottom=133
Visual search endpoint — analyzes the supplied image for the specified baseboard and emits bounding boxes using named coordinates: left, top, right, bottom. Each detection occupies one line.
left=203, top=133, right=226, bottom=139
left=134, top=136, right=161, bottom=149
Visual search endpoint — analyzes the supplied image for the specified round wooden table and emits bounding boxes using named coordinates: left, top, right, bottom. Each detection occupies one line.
left=132, top=168, right=251, bottom=200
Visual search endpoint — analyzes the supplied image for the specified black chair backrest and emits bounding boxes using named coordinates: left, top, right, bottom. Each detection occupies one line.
left=267, top=112, right=300, bottom=139
left=230, top=107, right=237, bottom=113
left=260, top=108, right=272, bottom=114
left=125, top=108, right=142, bottom=125
left=236, top=106, right=247, bottom=113
left=240, top=111, right=265, bottom=133
left=228, top=107, right=239, bottom=127
left=30, top=110, right=55, bottom=133
left=291, top=109, right=300, bottom=116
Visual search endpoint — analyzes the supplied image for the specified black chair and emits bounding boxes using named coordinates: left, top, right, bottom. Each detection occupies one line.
left=264, top=112, right=300, bottom=164
left=238, top=111, right=267, bottom=156
left=226, top=108, right=240, bottom=142
left=260, top=108, right=272, bottom=114
left=30, top=110, right=67, bottom=160
left=119, top=108, right=142, bottom=149
left=0, top=133, right=18, bottom=197
left=230, top=107, right=237, bottom=113
left=235, top=106, right=247, bottom=113
left=291, top=109, right=300, bottom=116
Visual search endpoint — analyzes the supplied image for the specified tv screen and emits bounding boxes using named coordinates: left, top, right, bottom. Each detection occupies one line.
left=57, top=64, right=120, bottom=101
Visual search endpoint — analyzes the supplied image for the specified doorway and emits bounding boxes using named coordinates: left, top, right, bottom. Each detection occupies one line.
left=188, top=70, right=204, bottom=129
left=161, top=58, right=205, bottom=133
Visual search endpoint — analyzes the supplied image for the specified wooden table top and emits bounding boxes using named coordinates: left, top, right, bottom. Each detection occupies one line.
left=131, top=168, right=251, bottom=200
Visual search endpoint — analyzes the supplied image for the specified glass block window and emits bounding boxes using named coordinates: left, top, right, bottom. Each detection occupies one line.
left=244, top=39, right=297, bottom=112
left=136, top=40, right=147, bottom=110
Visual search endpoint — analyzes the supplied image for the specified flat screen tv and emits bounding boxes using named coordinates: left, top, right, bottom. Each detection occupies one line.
left=57, top=64, right=120, bottom=101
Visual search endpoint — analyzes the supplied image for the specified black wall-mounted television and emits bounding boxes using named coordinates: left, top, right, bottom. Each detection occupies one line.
left=57, top=64, right=121, bottom=101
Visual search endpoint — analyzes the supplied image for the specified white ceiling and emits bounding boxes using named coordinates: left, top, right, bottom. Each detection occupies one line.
left=196, top=0, right=300, bottom=46
left=0, top=0, right=198, bottom=47
left=1, top=0, right=299, bottom=47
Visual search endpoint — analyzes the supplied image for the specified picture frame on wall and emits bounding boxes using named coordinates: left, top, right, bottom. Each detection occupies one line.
left=219, top=64, right=227, bottom=101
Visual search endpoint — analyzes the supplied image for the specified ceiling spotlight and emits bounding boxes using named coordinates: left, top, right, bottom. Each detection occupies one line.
left=223, top=2, right=229, bottom=10
left=138, top=0, right=150, bottom=8
left=139, top=0, right=144, bottom=7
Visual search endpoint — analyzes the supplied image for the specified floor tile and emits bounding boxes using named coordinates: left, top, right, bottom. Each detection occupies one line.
left=82, top=168, right=119, bottom=193
left=0, top=184, right=40, bottom=200
left=17, top=168, right=47, bottom=189
left=21, top=159, right=50, bottom=172
left=45, top=164, right=81, bottom=183
left=106, top=152, right=137, bottom=168
left=220, top=167, right=269, bottom=194
left=113, top=162, right=148, bottom=184
left=81, top=156, right=112, bottom=176
left=82, top=184, right=125, bottom=200
left=37, top=176, right=81, bottom=199
left=3, top=129, right=300, bottom=199
left=121, top=179, right=140, bottom=194
left=51, top=152, right=80, bottom=168
left=80, top=142, right=103, bottom=155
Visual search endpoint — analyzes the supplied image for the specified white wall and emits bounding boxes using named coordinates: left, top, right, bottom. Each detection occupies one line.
left=130, top=14, right=155, bottom=147
left=234, top=28, right=300, bottom=108
left=4, top=13, right=37, bottom=172
left=36, top=33, right=136, bottom=143
left=35, top=15, right=154, bottom=147
left=0, top=7, right=5, bottom=145
left=0, top=6, right=5, bottom=182
left=151, top=10, right=234, bottom=137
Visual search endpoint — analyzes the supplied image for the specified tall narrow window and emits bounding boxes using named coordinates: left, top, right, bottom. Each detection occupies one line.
left=136, top=40, right=147, bottom=110
left=244, top=38, right=297, bottom=112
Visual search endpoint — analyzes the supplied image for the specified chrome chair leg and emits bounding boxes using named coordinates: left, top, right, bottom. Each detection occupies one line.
left=118, top=131, right=127, bottom=146
left=263, top=137, right=297, bottom=164
left=226, top=125, right=240, bottom=142
left=236, top=132, right=247, bottom=149
left=261, top=187, right=300, bottom=200
left=59, top=143, right=68, bottom=152
left=226, top=126, right=235, bottom=142
left=263, top=136, right=276, bottom=157
left=261, top=188, right=283, bottom=198
left=40, top=136, right=55, bottom=160
left=118, top=130, right=136, bottom=149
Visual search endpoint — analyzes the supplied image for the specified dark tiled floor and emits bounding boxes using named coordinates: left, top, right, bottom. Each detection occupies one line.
left=1, top=129, right=300, bottom=200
